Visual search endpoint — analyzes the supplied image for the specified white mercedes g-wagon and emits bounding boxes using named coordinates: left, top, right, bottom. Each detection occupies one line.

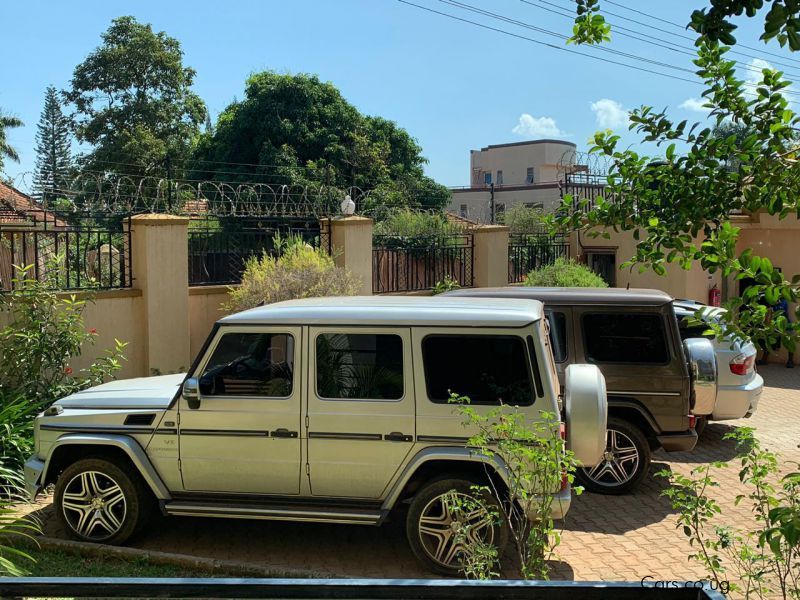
left=25, top=296, right=607, bottom=575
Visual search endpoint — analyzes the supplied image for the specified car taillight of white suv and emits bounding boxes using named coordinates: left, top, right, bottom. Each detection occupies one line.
left=729, top=353, right=755, bottom=376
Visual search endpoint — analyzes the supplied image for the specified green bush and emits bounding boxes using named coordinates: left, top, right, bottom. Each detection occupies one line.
left=224, top=233, right=361, bottom=312
left=373, top=209, right=465, bottom=249
left=524, top=258, right=608, bottom=288
left=0, top=263, right=126, bottom=471
left=500, top=204, right=548, bottom=233
left=432, top=276, right=462, bottom=295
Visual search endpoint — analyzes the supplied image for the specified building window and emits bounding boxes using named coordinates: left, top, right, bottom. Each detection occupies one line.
left=484, top=172, right=492, bottom=185
left=459, top=204, right=468, bottom=218
left=526, top=167, right=535, bottom=184
left=582, top=313, right=669, bottom=364
left=496, top=170, right=503, bottom=185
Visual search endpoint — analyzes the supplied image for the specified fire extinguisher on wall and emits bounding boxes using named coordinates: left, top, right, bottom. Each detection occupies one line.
left=709, top=284, right=721, bottom=307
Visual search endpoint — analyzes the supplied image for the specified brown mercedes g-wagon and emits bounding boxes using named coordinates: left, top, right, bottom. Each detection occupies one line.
left=446, top=287, right=717, bottom=495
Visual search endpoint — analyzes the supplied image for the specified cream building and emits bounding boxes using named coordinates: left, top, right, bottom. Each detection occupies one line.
left=448, top=139, right=578, bottom=223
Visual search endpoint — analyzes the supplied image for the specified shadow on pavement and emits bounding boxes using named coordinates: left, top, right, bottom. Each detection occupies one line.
left=757, top=364, right=800, bottom=391
left=663, top=422, right=741, bottom=464
left=562, top=462, right=676, bottom=535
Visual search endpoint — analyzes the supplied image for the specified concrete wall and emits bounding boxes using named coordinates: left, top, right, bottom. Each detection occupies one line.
left=448, top=185, right=564, bottom=223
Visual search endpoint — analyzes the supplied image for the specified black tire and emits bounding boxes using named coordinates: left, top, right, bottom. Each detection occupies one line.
left=54, top=457, right=152, bottom=544
left=695, top=416, right=708, bottom=436
left=575, top=417, right=651, bottom=495
left=405, top=477, right=508, bottom=577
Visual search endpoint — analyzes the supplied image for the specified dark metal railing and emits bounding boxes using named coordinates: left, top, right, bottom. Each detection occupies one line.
left=188, top=216, right=327, bottom=286
left=372, top=233, right=474, bottom=293
left=0, top=211, right=132, bottom=291
left=508, top=233, right=570, bottom=283
left=0, top=577, right=728, bottom=599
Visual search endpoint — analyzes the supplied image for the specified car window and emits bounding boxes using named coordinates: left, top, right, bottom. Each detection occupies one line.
left=546, top=311, right=568, bottom=362
left=582, top=313, right=670, bottom=364
left=200, top=332, right=294, bottom=397
left=422, top=335, right=534, bottom=405
left=316, top=333, right=404, bottom=400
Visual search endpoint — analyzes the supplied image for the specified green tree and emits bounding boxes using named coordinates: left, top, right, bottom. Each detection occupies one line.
left=64, top=16, right=207, bottom=175
left=0, top=110, right=23, bottom=172
left=561, top=2, right=800, bottom=351
left=33, top=86, right=72, bottom=201
left=192, top=71, right=449, bottom=210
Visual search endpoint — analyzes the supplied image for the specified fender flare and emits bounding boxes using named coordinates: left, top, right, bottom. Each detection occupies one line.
left=605, top=397, right=662, bottom=434
left=42, top=433, right=171, bottom=500
left=381, top=446, right=510, bottom=512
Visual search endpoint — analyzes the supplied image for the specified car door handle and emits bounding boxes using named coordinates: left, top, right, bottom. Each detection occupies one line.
left=271, top=428, right=299, bottom=439
left=384, top=432, right=413, bottom=442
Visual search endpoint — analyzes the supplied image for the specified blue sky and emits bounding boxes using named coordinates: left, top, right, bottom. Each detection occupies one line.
left=2, top=0, right=798, bottom=187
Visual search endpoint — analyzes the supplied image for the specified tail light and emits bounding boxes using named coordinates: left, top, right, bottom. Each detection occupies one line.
left=688, top=414, right=697, bottom=430
left=730, top=353, right=755, bottom=376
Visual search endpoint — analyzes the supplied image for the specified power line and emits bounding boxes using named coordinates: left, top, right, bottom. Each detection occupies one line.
left=520, top=0, right=800, bottom=80
left=401, top=0, right=800, bottom=98
left=603, top=0, right=800, bottom=66
left=440, top=0, right=697, bottom=76
left=397, top=0, right=701, bottom=84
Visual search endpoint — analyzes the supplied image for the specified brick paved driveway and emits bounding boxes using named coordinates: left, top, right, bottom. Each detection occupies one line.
left=31, top=365, right=800, bottom=581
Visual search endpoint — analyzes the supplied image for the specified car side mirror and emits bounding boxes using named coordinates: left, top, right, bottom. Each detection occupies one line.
left=183, top=377, right=201, bottom=410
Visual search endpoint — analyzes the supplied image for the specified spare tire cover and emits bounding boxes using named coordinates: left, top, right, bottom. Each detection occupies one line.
left=565, top=364, right=608, bottom=467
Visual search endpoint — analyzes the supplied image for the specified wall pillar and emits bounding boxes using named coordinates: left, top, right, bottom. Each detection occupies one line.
left=472, top=225, right=510, bottom=288
left=330, top=216, right=373, bottom=295
left=130, top=214, right=191, bottom=375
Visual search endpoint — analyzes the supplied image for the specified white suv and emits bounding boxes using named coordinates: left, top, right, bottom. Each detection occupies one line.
left=25, top=296, right=607, bottom=575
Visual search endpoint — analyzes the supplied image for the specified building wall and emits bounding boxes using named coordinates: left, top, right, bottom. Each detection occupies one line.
left=470, top=140, right=575, bottom=186
left=448, top=185, right=564, bottom=223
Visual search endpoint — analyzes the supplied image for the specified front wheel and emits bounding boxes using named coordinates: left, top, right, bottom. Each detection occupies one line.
left=54, top=457, right=151, bottom=544
left=405, top=478, right=508, bottom=577
left=575, top=418, right=650, bottom=495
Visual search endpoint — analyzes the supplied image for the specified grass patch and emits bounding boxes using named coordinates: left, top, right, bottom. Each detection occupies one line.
left=23, top=547, right=224, bottom=578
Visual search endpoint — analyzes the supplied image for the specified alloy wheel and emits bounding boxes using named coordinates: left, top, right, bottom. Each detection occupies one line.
left=580, top=428, right=640, bottom=487
left=61, top=470, right=127, bottom=541
left=417, top=491, right=496, bottom=568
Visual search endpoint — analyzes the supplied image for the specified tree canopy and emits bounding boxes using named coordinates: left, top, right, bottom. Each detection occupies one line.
left=64, top=16, right=207, bottom=175
left=0, top=110, right=23, bottom=173
left=563, top=1, right=800, bottom=350
left=191, top=71, right=450, bottom=210
left=33, top=86, right=72, bottom=200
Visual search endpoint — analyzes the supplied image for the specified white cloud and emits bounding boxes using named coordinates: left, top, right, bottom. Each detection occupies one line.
left=511, top=113, right=567, bottom=137
left=679, top=97, right=711, bottom=113
left=590, top=98, right=629, bottom=128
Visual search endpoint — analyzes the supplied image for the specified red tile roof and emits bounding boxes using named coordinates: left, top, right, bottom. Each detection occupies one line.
left=0, top=181, right=67, bottom=228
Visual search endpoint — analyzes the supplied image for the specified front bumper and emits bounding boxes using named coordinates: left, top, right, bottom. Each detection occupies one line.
left=657, top=430, right=698, bottom=453
left=712, top=374, right=764, bottom=421
left=547, top=486, right=572, bottom=521
left=23, top=456, right=45, bottom=500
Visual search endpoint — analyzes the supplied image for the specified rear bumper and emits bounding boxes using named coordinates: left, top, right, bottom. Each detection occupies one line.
left=548, top=486, right=572, bottom=520
left=712, top=374, right=764, bottom=421
left=657, top=430, right=698, bottom=453
left=23, top=456, right=45, bottom=500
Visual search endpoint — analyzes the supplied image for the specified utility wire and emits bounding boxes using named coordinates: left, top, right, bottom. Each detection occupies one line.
left=520, top=0, right=800, bottom=79
left=397, top=0, right=700, bottom=84
left=603, top=0, right=800, bottom=66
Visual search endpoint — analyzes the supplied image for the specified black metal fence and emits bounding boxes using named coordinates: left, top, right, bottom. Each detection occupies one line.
left=188, top=216, right=328, bottom=286
left=0, top=211, right=132, bottom=291
left=372, top=233, right=474, bottom=293
left=508, top=233, right=570, bottom=283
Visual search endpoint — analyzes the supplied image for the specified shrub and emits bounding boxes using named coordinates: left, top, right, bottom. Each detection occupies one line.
left=445, top=395, right=581, bottom=579
left=0, top=464, right=40, bottom=576
left=500, top=205, right=548, bottom=233
left=224, top=233, right=361, bottom=312
left=524, top=257, right=608, bottom=288
left=659, top=428, right=799, bottom=599
left=432, top=276, right=461, bottom=295
left=0, top=263, right=126, bottom=471
left=373, top=209, right=465, bottom=249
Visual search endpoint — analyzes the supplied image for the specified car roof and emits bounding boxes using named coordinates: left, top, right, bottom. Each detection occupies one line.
left=219, top=295, right=544, bottom=328
left=444, top=286, right=674, bottom=306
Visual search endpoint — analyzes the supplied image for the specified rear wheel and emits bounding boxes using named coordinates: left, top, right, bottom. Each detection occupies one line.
left=575, top=417, right=650, bottom=495
left=406, top=478, right=508, bottom=577
left=54, top=457, right=151, bottom=544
